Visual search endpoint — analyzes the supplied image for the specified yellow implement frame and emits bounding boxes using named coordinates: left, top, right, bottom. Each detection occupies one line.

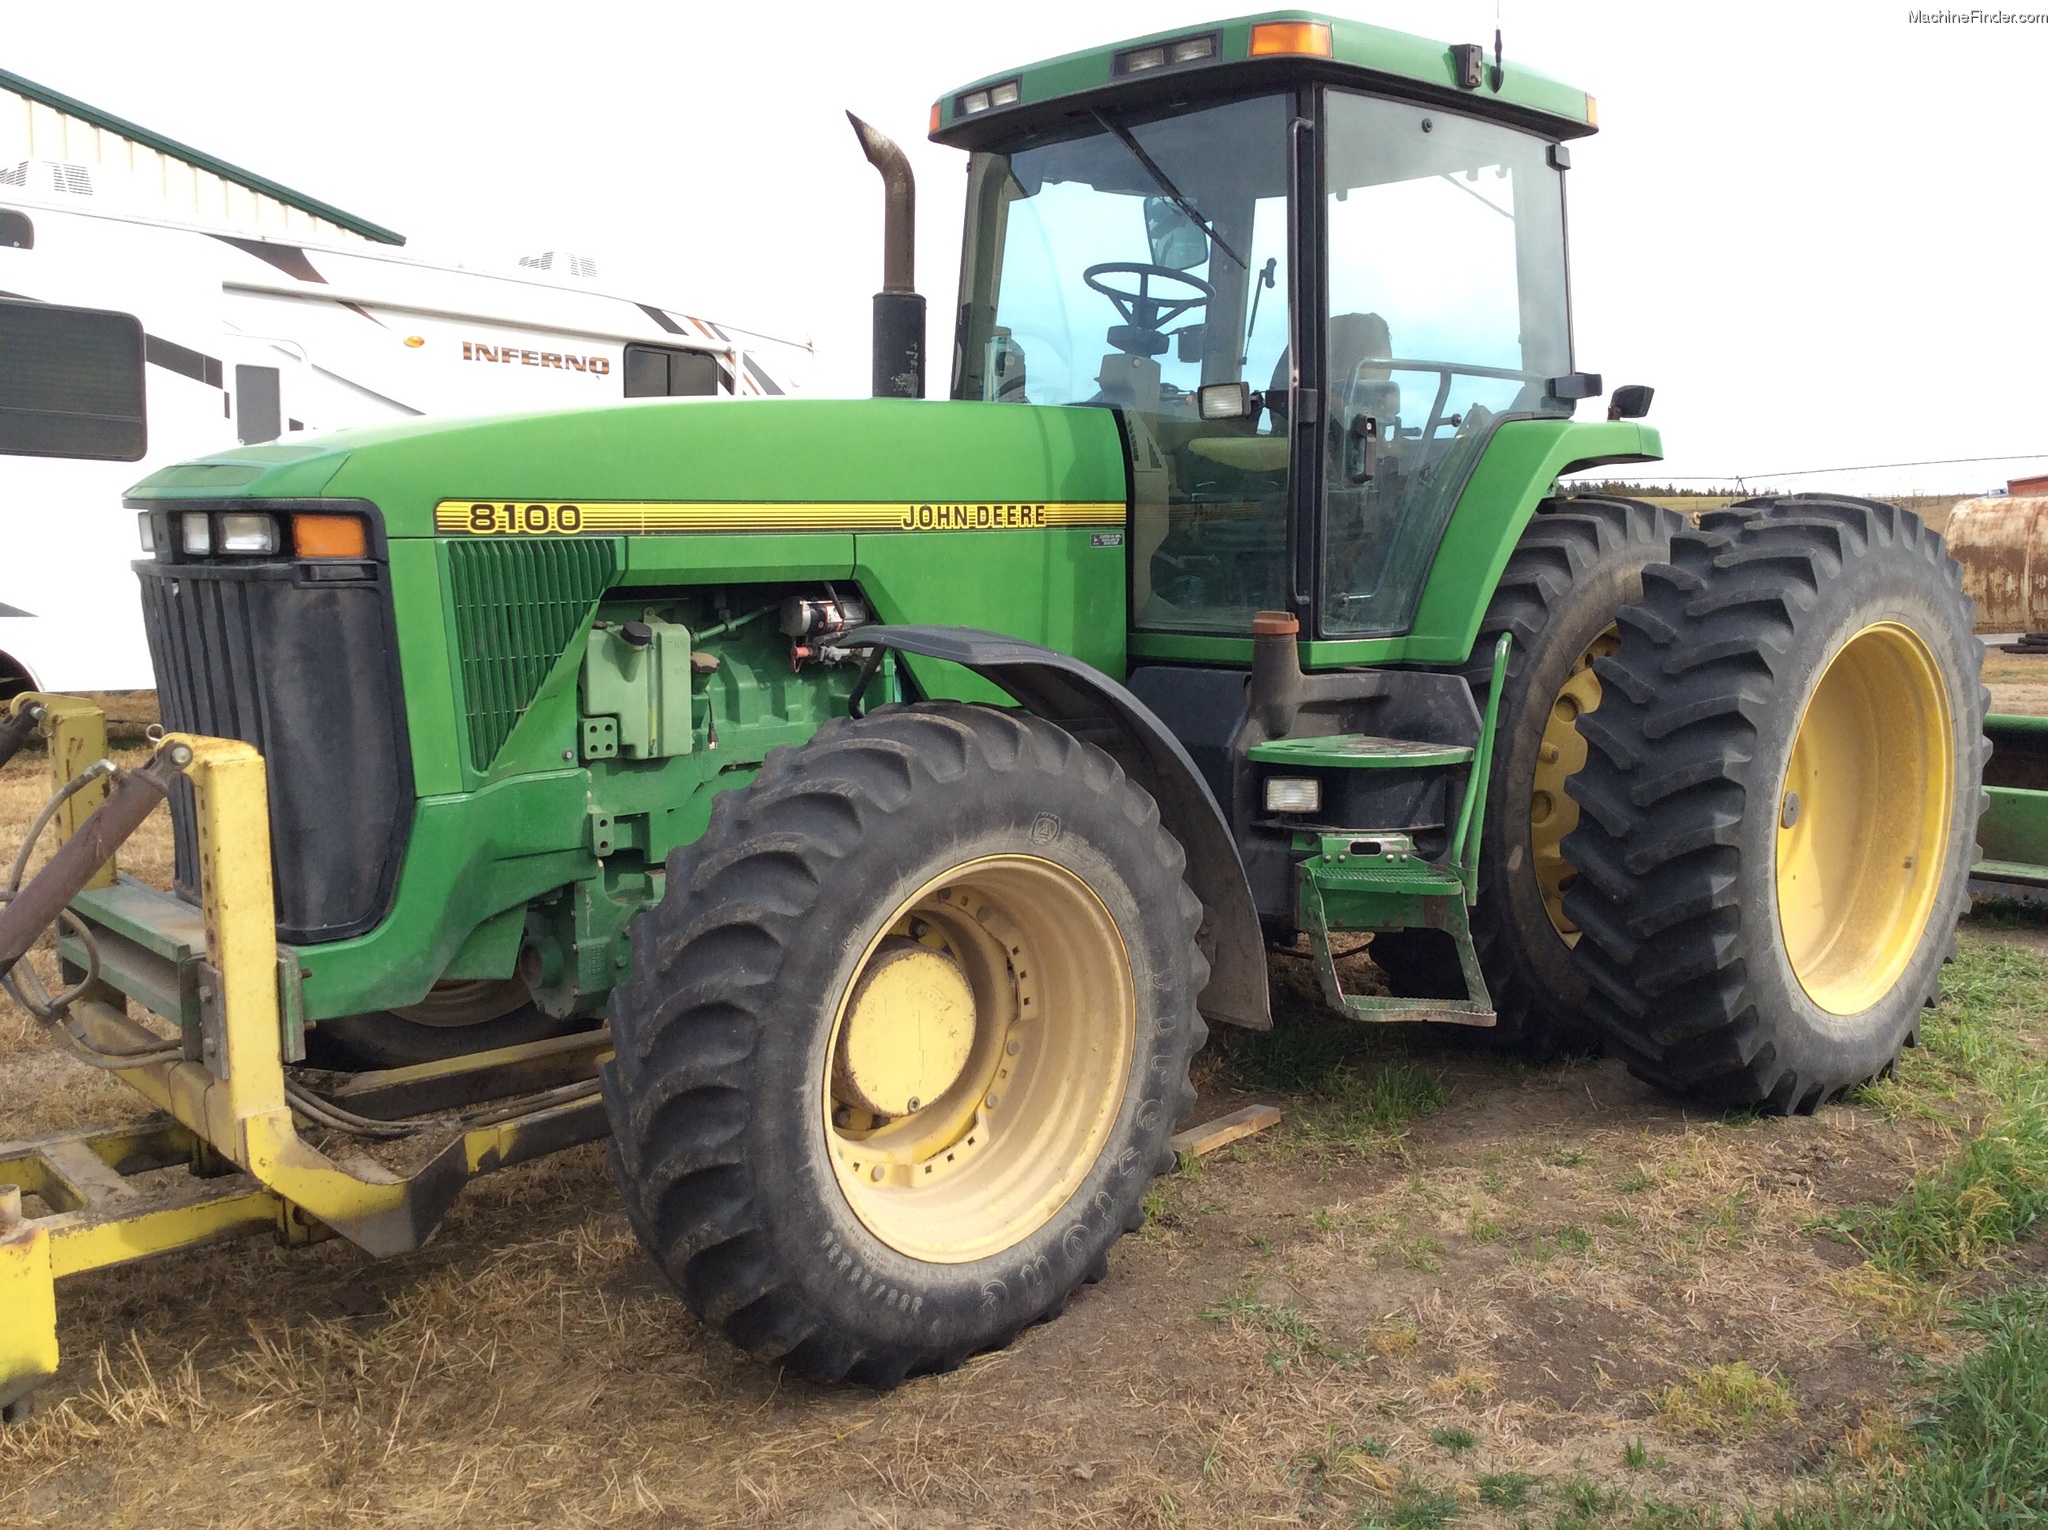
left=0, top=708, right=611, bottom=1418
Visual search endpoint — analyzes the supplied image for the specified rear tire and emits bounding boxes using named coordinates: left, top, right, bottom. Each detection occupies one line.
left=1371, top=494, right=1685, bottom=1057
left=1563, top=495, right=1986, bottom=1111
left=602, top=703, right=1206, bottom=1386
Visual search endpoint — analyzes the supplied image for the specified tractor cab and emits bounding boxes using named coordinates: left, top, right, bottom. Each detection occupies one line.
left=936, top=14, right=1596, bottom=645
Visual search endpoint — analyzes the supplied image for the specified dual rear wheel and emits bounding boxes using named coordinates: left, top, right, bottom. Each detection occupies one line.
left=1376, top=493, right=1981, bottom=1109
left=1563, top=496, right=1984, bottom=1109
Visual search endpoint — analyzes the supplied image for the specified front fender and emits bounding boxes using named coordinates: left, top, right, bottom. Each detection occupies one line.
left=845, top=624, right=1270, bottom=1031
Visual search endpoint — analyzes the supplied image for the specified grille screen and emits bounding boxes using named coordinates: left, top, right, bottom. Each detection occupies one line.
left=446, top=538, right=620, bottom=771
left=139, top=556, right=412, bottom=945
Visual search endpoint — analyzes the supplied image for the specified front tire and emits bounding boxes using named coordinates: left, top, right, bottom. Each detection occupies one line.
left=602, top=703, right=1206, bottom=1386
left=1563, top=496, right=1986, bottom=1110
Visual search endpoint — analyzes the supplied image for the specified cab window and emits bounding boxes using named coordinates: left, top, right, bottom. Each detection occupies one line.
left=1317, top=92, right=1572, bottom=636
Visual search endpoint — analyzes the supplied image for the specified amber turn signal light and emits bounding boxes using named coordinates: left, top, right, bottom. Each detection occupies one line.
left=1249, top=20, right=1332, bottom=57
left=292, top=513, right=368, bottom=558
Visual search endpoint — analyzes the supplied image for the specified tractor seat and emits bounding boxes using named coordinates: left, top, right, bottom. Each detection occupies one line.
left=1267, top=311, right=1396, bottom=430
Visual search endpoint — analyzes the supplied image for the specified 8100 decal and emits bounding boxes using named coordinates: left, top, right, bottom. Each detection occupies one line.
left=460, top=502, right=584, bottom=534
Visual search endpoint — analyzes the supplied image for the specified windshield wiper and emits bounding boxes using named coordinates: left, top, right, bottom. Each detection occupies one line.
left=1089, top=110, right=1247, bottom=273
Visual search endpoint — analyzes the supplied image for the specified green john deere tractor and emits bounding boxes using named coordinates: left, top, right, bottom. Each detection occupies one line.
left=0, top=10, right=1984, bottom=1392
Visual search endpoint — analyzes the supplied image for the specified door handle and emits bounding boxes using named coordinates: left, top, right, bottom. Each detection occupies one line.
left=1347, top=413, right=1380, bottom=484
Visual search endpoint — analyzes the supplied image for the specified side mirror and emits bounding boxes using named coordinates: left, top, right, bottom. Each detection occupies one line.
left=1607, top=384, right=1654, bottom=421
left=1144, top=196, right=1209, bottom=271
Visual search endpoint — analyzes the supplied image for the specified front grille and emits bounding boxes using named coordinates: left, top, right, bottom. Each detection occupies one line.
left=446, top=537, right=619, bottom=771
left=138, top=552, right=413, bottom=945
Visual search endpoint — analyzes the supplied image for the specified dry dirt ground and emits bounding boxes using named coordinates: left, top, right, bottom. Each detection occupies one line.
left=1, top=657, right=2044, bottom=1528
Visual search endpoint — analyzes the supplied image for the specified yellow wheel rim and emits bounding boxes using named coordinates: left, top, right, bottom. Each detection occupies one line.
left=1776, top=622, right=1954, bottom=1016
left=823, top=855, right=1137, bottom=1264
left=1530, top=625, right=1619, bottom=945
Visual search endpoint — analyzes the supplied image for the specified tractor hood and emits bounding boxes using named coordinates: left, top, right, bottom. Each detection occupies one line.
left=126, top=397, right=1130, bottom=538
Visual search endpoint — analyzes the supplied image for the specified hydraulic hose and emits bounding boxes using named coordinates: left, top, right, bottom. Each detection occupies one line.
left=0, top=740, right=191, bottom=984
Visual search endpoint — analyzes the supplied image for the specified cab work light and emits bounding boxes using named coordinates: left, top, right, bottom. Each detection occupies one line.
left=957, top=79, right=1020, bottom=115
left=1197, top=381, right=1253, bottom=421
left=1249, top=20, right=1333, bottom=57
left=293, top=513, right=368, bottom=558
left=218, top=512, right=281, bottom=555
left=1265, top=777, right=1321, bottom=814
left=1117, top=34, right=1214, bottom=75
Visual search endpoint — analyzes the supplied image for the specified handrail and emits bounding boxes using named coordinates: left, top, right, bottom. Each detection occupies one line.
left=1452, top=633, right=1513, bottom=893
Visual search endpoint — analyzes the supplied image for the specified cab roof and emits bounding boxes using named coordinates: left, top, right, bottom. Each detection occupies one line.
left=932, top=10, right=1595, bottom=150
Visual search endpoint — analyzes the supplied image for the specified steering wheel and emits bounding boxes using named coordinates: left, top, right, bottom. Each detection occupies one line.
left=1083, top=262, right=1214, bottom=335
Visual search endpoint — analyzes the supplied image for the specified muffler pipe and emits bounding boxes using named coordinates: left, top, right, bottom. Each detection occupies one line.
left=847, top=112, right=925, bottom=400
left=1249, top=610, right=1305, bottom=737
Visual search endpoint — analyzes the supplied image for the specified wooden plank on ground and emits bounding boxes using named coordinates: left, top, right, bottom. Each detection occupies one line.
left=1170, top=1104, right=1283, bottom=1159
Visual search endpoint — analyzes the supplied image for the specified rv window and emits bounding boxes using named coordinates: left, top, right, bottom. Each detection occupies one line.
left=623, top=343, right=720, bottom=398
left=0, top=297, right=145, bottom=460
left=0, top=211, right=30, bottom=249
left=235, top=365, right=281, bottom=444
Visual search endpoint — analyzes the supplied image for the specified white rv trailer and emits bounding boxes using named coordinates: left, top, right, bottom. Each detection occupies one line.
left=0, top=68, right=811, bottom=695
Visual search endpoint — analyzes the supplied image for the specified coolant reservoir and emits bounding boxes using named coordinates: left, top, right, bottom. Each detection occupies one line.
left=1947, top=495, right=2048, bottom=634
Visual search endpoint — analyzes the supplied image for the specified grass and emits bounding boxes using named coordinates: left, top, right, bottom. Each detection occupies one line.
left=1198, top=1292, right=1355, bottom=1371
left=1772, top=1282, right=2048, bottom=1528
left=1656, top=1361, right=1797, bottom=1439
left=1825, top=940, right=2048, bottom=1281
left=1425, top=1424, right=1474, bottom=1455
left=1210, top=1003, right=1452, bottom=1153
left=1839, top=1101, right=2048, bottom=1275
left=1476, top=1469, right=1536, bottom=1508
left=1357, top=1480, right=1463, bottom=1530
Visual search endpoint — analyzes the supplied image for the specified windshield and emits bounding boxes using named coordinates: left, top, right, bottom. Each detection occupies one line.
left=956, top=93, right=1293, bottom=634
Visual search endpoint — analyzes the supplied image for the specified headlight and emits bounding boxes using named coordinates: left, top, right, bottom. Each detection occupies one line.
left=218, top=512, right=281, bottom=555
left=137, top=512, right=155, bottom=554
left=1264, top=777, right=1321, bottom=814
left=178, top=513, right=212, bottom=555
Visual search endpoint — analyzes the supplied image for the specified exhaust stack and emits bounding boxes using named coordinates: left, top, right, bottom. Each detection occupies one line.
left=847, top=113, right=925, bottom=400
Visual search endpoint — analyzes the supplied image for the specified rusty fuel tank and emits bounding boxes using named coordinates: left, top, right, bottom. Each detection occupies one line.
left=1946, top=494, right=2048, bottom=634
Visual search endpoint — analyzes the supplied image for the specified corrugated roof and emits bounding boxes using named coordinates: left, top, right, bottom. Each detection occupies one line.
left=0, top=67, right=404, bottom=245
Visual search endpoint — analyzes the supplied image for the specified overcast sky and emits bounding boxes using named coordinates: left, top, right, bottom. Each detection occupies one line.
left=12, top=1, right=2044, bottom=495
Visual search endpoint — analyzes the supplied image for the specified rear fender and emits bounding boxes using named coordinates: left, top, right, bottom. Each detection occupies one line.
left=844, top=624, right=1270, bottom=1030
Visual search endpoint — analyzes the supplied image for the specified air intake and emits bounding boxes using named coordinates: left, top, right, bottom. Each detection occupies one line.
left=447, top=537, right=621, bottom=772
